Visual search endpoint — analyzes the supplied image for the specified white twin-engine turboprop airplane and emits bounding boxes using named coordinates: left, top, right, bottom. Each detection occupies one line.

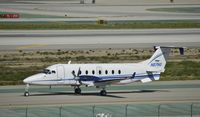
left=23, top=46, right=184, bottom=96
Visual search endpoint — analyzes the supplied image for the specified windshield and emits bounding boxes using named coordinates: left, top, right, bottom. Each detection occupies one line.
left=42, top=69, right=50, bottom=74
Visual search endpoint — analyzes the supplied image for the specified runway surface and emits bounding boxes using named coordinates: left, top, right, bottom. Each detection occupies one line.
left=0, top=80, right=200, bottom=106
left=0, top=29, right=200, bottom=50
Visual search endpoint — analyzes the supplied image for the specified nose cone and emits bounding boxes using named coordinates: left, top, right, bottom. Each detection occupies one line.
left=23, top=73, right=45, bottom=84
left=23, top=78, right=29, bottom=84
left=23, top=76, right=35, bottom=84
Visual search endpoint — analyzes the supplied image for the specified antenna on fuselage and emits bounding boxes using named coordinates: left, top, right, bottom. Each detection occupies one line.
left=68, top=60, right=71, bottom=64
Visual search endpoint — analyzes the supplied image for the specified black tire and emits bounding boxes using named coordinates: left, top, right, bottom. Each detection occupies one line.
left=24, top=92, right=29, bottom=97
left=75, top=88, right=81, bottom=94
left=92, top=0, right=95, bottom=4
left=100, top=90, right=107, bottom=96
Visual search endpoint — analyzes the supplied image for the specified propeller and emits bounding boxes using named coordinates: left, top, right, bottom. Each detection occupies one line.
left=72, top=67, right=82, bottom=85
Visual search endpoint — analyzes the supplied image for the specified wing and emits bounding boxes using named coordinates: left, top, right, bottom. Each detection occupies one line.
left=95, top=72, right=135, bottom=85
left=79, top=72, right=136, bottom=86
left=94, top=77, right=126, bottom=85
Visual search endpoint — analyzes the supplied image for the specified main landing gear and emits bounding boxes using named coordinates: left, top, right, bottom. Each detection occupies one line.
left=24, top=84, right=30, bottom=97
left=99, top=86, right=107, bottom=96
left=100, top=89, right=107, bottom=96
left=74, top=87, right=81, bottom=94
left=74, top=86, right=107, bottom=96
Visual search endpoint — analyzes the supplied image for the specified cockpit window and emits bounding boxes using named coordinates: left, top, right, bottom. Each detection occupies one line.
left=43, top=69, right=51, bottom=74
left=52, top=70, right=56, bottom=74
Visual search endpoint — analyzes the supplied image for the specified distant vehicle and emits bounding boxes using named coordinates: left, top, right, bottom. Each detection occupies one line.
left=0, top=14, right=19, bottom=18
left=23, top=46, right=184, bottom=96
left=80, top=0, right=95, bottom=4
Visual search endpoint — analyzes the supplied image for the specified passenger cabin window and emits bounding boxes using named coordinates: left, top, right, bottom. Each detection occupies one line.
left=112, top=70, right=114, bottom=74
left=85, top=70, right=88, bottom=75
left=72, top=70, right=75, bottom=75
left=99, top=70, right=101, bottom=75
left=52, top=70, right=56, bottom=74
left=92, top=70, right=95, bottom=75
left=118, top=70, right=121, bottom=74
left=105, top=70, right=108, bottom=74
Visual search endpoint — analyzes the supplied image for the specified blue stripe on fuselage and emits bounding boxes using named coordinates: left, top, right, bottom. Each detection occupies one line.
left=30, top=73, right=160, bottom=82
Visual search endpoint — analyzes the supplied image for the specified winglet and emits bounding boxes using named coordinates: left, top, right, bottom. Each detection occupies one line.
left=125, top=72, right=136, bottom=80
left=132, top=72, right=136, bottom=79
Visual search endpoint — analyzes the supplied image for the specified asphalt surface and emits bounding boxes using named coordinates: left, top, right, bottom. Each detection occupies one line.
left=0, top=80, right=200, bottom=106
left=0, top=29, right=200, bottom=50
left=0, top=0, right=200, bottom=21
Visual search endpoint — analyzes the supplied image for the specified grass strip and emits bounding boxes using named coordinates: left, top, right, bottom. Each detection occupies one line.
left=147, top=7, right=200, bottom=13
left=0, top=20, right=200, bottom=29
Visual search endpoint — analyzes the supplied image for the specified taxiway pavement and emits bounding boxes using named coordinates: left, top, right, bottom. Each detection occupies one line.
left=0, top=80, right=199, bottom=106
left=0, top=29, right=200, bottom=50
left=0, top=0, right=200, bottom=21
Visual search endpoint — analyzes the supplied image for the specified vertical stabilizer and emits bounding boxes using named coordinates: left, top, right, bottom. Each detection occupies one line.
left=147, top=47, right=170, bottom=72
left=145, top=46, right=184, bottom=72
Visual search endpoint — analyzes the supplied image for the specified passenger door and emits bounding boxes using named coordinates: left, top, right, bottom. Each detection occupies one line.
left=57, top=65, right=65, bottom=79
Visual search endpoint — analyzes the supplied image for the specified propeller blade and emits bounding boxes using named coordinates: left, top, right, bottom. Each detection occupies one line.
left=71, top=67, right=82, bottom=85
left=77, top=67, right=82, bottom=84
left=72, top=71, right=76, bottom=77
left=77, top=67, right=81, bottom=77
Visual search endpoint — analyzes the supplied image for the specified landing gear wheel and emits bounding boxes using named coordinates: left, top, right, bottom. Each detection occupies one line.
left=100, top=90, right=107, bottom=96
left=24, top=91, right=29, bottom=97
left=75, top=88, right=81, bottom=94
left=92, top=0, right=95, bottom=4
left=80, top=0, right=84, bottom=4
left=24, top=84, right=30, bottom=97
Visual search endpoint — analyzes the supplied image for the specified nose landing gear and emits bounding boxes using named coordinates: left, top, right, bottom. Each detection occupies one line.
left=24, top=84, right=30, bottom=97
left=24, top=91, right=30, bottom=97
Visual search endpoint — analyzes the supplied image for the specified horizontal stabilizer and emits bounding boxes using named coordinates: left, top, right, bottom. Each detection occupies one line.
left=154, top=46, right=185, bottom=55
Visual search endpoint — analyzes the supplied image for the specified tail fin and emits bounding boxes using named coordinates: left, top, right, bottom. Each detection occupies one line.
left=145, top=46, right=184, bottom=72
